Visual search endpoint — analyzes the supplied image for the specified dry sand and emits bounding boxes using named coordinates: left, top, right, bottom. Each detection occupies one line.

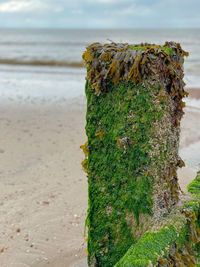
left=0, top=98, right=88, bottom=267
left=0, top=89, right=199, bottom=267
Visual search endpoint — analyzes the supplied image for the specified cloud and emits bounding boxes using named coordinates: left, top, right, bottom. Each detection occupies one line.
left=0, top=0, right=47, bottom=13
left=0, top=0, right=199, bottom=28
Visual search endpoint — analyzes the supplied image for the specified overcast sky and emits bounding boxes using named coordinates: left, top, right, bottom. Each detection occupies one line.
left=0, top=0, right=199, bottom=29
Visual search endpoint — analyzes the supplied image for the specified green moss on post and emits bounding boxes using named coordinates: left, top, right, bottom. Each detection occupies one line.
left=188, top=171, right=200, bottom=195
left=115, top=225, right=178, bottom=266
left=115, top=172, right=200, bottom=266
left=82, top=42, right=188, bottom=266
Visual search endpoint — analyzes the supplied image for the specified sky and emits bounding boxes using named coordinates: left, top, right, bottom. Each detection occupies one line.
left=0, top=0, right=199, bottom=29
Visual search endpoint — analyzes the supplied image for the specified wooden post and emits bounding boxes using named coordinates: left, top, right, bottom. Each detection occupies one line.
left=82, top=42, right=188, bottom=266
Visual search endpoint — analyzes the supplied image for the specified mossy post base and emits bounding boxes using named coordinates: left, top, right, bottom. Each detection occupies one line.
left=116, top=171, right=200, bottom=266
left=82, top=42, right=188, bottom=266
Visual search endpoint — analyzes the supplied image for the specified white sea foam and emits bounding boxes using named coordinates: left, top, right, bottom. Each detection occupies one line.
left=0, top=65, right=86, bottom=103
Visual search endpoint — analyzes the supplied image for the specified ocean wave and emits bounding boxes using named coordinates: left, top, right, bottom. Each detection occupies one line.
left=0, top=58, right=84, bottom=68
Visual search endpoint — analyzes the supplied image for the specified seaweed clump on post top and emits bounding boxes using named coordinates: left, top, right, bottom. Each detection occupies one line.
left=81, top=42, right=189, bottom=266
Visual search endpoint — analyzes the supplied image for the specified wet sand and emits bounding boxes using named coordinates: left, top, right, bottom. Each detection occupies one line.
left=187, top=88, right=200, bottom=99
left=0, top=89, right=199, bottom=266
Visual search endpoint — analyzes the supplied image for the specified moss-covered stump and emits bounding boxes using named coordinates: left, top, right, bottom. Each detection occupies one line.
left=81, top=42, right=189, bottom=266
left=115, top=171, right=200, bottom=266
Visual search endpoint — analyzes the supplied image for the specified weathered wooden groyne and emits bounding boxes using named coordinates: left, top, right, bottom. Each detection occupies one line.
left=81, top=42, right=200, bottom=266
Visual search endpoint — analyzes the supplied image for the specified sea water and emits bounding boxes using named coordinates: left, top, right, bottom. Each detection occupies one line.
left=0, top=28, right=200, bottom=102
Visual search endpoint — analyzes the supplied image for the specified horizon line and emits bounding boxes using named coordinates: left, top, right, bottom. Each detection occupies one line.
left=0, top=27, right=200, bottom=30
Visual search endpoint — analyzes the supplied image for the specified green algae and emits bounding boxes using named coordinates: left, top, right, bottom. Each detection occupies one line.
left=85, top=80, right=167, bottom=266
left=115, top=208, right=199, bottom=266
left=188, top=172, right=200, bottom=195
left=115, top=172, right=200, bottom=266
left=129, top=45, right=174, bottom=57
left=161, top=46, right=174, bottom=57
left=115, top=225, right=177, bottom=266
left=129, top=46, right=146, bottom=51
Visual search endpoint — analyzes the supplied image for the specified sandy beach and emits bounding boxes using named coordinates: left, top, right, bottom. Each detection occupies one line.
left=0, top=97, right=88, bottom=267
left=0, top=88, right=199, bottom=267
